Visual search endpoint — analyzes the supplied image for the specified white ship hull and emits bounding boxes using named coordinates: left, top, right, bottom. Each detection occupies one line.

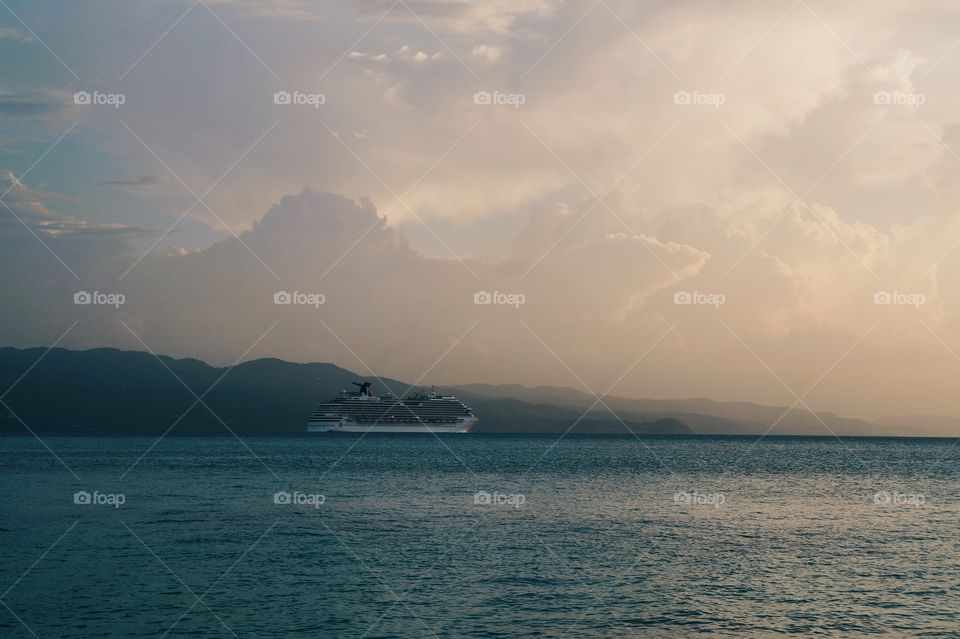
left=308, top=384, right=477, bottom=433
left=308, top=417, right=477, bottom=434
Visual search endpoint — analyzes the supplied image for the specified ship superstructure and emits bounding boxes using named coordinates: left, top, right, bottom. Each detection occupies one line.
left=307, top=382, right=477, bottom=433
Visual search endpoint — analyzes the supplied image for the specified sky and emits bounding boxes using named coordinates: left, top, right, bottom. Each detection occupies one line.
left=2, top=0, right=960, bottom=421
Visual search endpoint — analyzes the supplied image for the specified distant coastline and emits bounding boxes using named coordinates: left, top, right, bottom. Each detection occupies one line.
left=1, top=346, right=954, bottom=437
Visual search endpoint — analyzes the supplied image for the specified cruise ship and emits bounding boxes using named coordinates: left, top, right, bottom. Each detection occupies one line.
left=307, top=382, right=478, bottom=433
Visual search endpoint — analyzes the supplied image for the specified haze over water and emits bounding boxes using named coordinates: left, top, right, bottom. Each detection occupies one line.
left=2, top=433, right=957, bottom=638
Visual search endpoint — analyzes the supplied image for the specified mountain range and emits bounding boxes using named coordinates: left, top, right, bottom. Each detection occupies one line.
left=0, top=346, right=955, bottom=437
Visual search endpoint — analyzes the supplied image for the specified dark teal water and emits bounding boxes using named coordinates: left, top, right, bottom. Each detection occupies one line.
left=1, top=434, right=958, bottom=638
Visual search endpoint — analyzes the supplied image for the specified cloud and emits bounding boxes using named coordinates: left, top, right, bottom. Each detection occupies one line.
left=203, top=0, right=324, bottom=21
left=0, top=27, right=34, bottom=43
left=348, top=47, right=441, bottom=64
left=5, top=0, right=960, bottom=421
left=349, top=51, right=388, bottom=62
left=386, top=0, right=560, bottom=36
left=470, top=44, right=501, bottom=62
left=2, top=179, right=960, bottom=419
left=0, top=171, right=151, bottom=238
left=207, top=0, right=560, bottom=35
left=95, top=175, right=169, bottom=188
left=76, top=0, right=958, bottom=236
left=0, top=91, right=71, bottom=117
left=0, top=188, right=699, bottom=383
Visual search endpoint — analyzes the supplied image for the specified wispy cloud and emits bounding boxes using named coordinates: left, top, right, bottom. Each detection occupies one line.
left=0, top=26, right=34, bottom=43
left=95, top=175, right=169, bottom=188
left=206, top=0, right=559, bottom=34
left=0, top=91, right=72, bottom=117
left=0, top=171, right=152, bottom=238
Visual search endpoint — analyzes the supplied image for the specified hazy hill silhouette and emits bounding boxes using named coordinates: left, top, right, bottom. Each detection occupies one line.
left=0, top=346, right=393, bottom=433
left=0, top=346, right=945, bottom=436
left=0, top=347, right=689, bottom=435
left=455, top=384, right=939, bottom=437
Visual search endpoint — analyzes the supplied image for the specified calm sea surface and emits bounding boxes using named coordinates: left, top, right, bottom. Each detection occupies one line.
left=1, top=433, right=958, bottom=638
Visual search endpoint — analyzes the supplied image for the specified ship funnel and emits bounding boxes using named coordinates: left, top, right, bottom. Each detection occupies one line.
left=352, top=381, right=374, bottom=397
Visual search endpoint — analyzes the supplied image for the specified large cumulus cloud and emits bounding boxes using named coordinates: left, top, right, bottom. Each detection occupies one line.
left=0, top=169, right=956, bottom=421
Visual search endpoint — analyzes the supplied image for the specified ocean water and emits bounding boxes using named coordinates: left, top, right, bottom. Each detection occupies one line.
left=1, top=433, right=958, bottom=638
